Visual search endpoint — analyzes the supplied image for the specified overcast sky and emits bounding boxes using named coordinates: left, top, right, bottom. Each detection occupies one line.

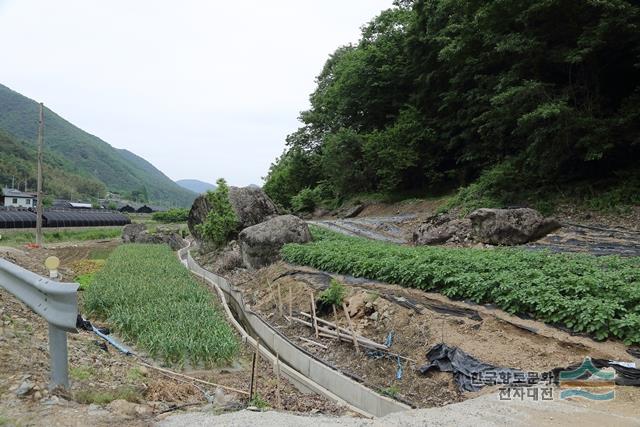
left=0, top=1, right=394, bottom=187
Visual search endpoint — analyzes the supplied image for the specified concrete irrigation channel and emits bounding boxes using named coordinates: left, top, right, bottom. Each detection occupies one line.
left=178, top=245, right=411, bottom=418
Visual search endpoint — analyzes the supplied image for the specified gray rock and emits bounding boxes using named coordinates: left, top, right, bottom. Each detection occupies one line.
left=339, top=204, right=365, bottom=219
left=239, top=215, right=311, bottom=269
left=206, top=241, right=243, bottom=274
left=16, top=380, right=34, bottom=397
left=122, top=223, right=146, bottom=243
left=468, top=208, right=561, bottom=245
left=413, top=213, right=472, bottom=245
left=228, top=186, right=278, bottom=227
left=188, top=186, right=278, bottom=244
left=187, top=194, right=212, bottom=242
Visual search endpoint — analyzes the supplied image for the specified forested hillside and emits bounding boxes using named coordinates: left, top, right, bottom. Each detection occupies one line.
left=0, top=130, right=105, bottom=200
left=264, top=0, right=640, bottom=213
left=0, top=83, right=196, bottom=206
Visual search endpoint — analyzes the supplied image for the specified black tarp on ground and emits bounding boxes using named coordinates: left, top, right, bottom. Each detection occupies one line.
left=43, top=210, right=130, bottom=227
left=418, top=343, right=533, bottom=392
left=0, top=210, right=37, bottom=228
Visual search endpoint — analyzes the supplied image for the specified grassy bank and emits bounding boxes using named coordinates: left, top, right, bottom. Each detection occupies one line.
left=282, top=227, right=640, bottom=345
left=84, top=244, right=238, bottom=366
left=0, top=227, right=122, bottom=246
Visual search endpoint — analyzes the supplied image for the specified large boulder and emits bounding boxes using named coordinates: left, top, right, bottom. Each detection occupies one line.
left=239, top=215, right=311, bottom=269
left=468, top=208, right=561, bottom=245
left=188, top=186, right=278, bottom=242
left=187, top=194, right=212, bottom=241
left=413, top=214, right=472, bottom=245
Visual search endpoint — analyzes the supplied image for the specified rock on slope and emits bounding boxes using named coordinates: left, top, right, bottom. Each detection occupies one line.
left=238, top=215, right=311, bottom=269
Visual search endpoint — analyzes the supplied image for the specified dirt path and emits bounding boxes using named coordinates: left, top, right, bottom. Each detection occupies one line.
left=159, top=392, right=640, bottom=426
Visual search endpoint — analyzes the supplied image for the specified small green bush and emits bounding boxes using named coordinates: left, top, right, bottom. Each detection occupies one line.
left=319, top=279, right=347, bottom=306
left=152, top=208, right=189, bottom=223
left=196, top=179, right=238, bottom=248
left=291, top=187, right=321, bottom=213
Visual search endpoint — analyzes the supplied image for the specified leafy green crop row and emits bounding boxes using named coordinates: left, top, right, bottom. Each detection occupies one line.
left=84, top=244, right=238, bottom=366
left=282, top=227, right=640, bottom=345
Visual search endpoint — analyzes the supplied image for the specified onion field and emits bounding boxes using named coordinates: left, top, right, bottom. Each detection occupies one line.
left=84, top=244, right=239, bottom=366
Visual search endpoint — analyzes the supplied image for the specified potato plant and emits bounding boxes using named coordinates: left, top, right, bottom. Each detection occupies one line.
left=84, top=244, right=239, bottom=366
left=282, top=227, right=640, bottom=345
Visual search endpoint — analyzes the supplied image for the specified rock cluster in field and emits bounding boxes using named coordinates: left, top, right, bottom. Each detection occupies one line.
left=188, top=186, right=311, bottom=270
left=187, top=186, right=278, bottom=241
left=121, top=223, right=186, bottom=250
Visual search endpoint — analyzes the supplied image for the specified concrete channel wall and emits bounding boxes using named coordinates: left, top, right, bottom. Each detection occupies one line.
left=180, top=247, right=411, bottom=418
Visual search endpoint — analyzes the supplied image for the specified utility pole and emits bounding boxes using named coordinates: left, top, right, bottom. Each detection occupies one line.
left=36, top=103, right=44, bottom=246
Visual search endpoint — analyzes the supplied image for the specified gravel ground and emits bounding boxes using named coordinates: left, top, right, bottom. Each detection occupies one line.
left=158, top=391, right=640, bottom=427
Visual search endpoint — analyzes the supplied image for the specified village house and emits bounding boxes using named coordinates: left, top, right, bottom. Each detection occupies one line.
left=1, top=188, right=36, bottom=208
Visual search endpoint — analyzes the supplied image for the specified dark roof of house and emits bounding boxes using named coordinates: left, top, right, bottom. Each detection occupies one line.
left=2, top=188, right=36, bottom=198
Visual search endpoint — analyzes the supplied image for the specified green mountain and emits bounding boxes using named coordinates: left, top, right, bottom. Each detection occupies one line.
left=0, top=83, right=196, bottom=206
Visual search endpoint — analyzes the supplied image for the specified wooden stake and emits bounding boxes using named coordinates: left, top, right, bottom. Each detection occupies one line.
left=310, top=292, right=319, bottom=339
left=249, top=353, right=257, bottom=399
left=288, top=286, right=293, bottom=324
left=250, top=338, right=261, bottom=400
left=275, top=354, right=282, bottom=409
left=298, top=336, right=328, bottom=349
left=266, top=280, right=276, bottom=308
left=342, top=302, right=360, bottom=355
left=35, top=103, right=44, bottom=246
left=290, top=316, right=386, bottom=349
left=332, top=304, right=340, bottom=340
left=277, top=282, right=284, bottom=318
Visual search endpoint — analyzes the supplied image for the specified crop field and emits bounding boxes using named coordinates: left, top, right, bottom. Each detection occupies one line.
left=0, top=227, right=122, bottom=246
left=84, top=244, right=238, bottom=366
left=282, top=227, right=640, bottom=345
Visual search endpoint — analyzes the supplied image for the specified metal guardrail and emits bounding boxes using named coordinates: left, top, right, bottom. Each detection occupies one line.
left=0, top=258, right=78, bottom=389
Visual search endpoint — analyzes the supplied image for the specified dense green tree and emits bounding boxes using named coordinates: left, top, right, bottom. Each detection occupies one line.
left=264, top=0, right=640, bottom=211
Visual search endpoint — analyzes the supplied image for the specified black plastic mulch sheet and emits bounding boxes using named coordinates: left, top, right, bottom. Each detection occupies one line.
left=418, top=343, right=528, bottom=392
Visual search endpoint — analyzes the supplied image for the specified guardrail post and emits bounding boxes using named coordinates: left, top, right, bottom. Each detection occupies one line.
left=0, top=258, right=78, bottom=392
left=48, top=323, right=69, bottom=389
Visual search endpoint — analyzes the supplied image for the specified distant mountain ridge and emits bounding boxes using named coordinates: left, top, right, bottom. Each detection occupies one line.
left=176, top=179, right=217, bottom=194
left=0, top=83, right=196, bottom=206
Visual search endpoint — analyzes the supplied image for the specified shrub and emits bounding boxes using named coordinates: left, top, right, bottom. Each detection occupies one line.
left=319, top=279, right=347, bottom=306
left=152, top=208, right=189, bottom=223
left=291, top=187, right=321, bottom=213
left=196, top=178, right=238, bottom=248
